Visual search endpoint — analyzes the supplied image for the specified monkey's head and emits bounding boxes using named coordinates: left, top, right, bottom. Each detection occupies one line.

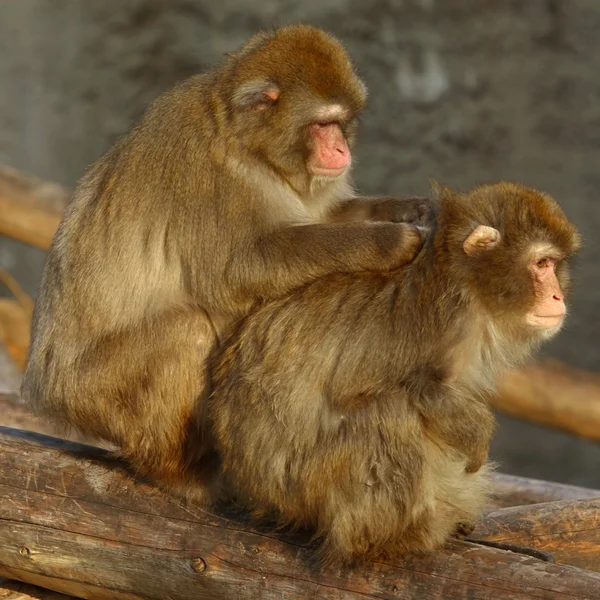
left=223, top=25, right=367, bottom=196
left=434, top=182, right=581, bottom=343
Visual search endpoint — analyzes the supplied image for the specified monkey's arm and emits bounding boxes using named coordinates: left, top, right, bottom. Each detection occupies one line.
left=327, top=196, right=434, bottom=226
left=234, top=222, right=424, bottom=297
left=420, top=394, right=495, bottom=473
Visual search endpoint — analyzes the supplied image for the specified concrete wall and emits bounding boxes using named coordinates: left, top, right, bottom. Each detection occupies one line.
left=1, top=0, right=599, bottom=485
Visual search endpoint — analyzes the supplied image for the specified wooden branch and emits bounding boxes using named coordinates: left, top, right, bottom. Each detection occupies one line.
left=494, top=358, right=600, bottom=442
left=477, top=498, right=600, bottom=572
left=0, top=269, right=33, bottom=372
left=0, top=394, right=107, bottom=448
left=0, top=577, right=75, bottom=599
left=0, top=165, right=67, bottom=250
left=1, top=427, right=600, bottom=599
left=490, top=472, right=600, bottom=508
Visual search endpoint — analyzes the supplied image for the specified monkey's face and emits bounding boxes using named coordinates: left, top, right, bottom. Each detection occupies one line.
left=444, top=183, right=581, bottom=344
left=227, top=24, right=367, bottom=194
left=463, top=227, right=571, bottom=340
left=231, top=83, right=364, bottom=192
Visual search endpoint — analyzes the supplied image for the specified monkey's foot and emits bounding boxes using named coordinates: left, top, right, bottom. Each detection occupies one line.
left=453, top=521, right=476, bottom=539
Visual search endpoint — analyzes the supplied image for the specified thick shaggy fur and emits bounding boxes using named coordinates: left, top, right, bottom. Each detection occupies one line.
left=209, top=182, right=580, bottom=563
left=21, top=25, right=427, bottom=500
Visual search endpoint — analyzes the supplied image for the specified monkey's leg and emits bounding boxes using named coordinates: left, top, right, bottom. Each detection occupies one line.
left=420, top=394, right=496, bottom=475
left=52, top=308, right=218, bottom=501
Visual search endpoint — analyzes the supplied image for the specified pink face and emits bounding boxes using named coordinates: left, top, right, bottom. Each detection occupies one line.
left=306, top=106, right=352, bottom=178
left=462, top=227, right=567, bottom=334
left=526, top=256, right=566, bottom=330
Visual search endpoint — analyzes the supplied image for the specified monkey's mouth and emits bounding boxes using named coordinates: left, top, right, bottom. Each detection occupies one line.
left=527, top=314, right=565, bottom=329
left=310, top=166, right=347, bottom=178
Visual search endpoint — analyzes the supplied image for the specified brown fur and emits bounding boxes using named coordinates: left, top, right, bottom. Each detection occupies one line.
left=21, top=25, right=431, bottom=500
left=209, top=182, right=581, bottom=563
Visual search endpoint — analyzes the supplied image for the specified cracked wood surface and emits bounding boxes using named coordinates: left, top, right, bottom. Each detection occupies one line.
left=1, top=427, right=600, bottom=599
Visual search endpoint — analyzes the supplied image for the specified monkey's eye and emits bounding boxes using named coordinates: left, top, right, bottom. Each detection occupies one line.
left=536, top=258, right=550, bottom=269
left=315, top=120, right=341, bottom=128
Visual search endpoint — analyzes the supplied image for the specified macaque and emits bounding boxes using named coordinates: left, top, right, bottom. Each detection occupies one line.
left=22, top=25, right=431, bottom=499
left=209, top=182, right=581, bottom=563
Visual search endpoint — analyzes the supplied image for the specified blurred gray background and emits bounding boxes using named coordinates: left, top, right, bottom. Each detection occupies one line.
left=0, top=0, right=598, bottom=485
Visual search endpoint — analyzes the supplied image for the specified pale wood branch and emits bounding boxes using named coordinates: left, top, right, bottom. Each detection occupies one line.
left=494, top=359, right=600, bottom=442
left=1, top=426, right=600, bottom=600
left=0, top=165, right=67, bottom=250
left=491, top=472, right=600, bottom=508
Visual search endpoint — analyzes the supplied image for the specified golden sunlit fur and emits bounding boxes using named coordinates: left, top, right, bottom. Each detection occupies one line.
left=209, top=182, right=580, bottom=563
left=22, top=25, right=431, bottom=501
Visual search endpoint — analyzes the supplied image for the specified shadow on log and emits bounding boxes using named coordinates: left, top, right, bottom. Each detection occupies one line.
left=1, top=427, right=600, bottom=599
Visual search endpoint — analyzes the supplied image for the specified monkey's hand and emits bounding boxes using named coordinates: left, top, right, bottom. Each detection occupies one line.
left=327, top=196, right=436, bottom=227
left=383, top=222, right=427, bottom=269
left=368, top=196, right=435, bottom=227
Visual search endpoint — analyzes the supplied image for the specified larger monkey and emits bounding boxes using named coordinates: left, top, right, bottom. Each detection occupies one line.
left=210, top=182, right=581, bottom=563
left=22, top=25, right=429, bottom=499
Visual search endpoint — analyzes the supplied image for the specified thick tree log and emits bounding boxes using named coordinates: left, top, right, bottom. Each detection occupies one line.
left=494, top=359, right=600, bottom=442
left=477, top=498, right=600, bottom=572
left=490, top=472, right=600, bottom=508
left=0, top=577, right=75, bottom=600
left=0, top=165, right=67, bottom=250
left=1, top=427, right=600, bottom=600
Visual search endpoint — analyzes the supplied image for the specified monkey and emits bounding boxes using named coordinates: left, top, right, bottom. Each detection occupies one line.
left=21, top=25, right=433, bottom=501
left=208, top=182, right=581, bottom=564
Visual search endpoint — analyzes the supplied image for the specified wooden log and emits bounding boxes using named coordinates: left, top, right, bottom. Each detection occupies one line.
left=0, top=393, right=107, bottom=448
left=477, top=498, right=600, bottom=572
left=0, top=577, right=75, bottom=599
left=490, top=472, right=600, bottom=508
left=0, top=165, right=67, bottom=250
left=494, top=359, right=600, bottom=442
left=0, top=268, right=33, bottom=372
left=1, top=427, right=600, bottom=600
left=0, top=193, right=61, bottom=250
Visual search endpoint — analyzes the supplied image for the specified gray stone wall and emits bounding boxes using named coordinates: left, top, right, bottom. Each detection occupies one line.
left=1, top=0, right=599, bottom=484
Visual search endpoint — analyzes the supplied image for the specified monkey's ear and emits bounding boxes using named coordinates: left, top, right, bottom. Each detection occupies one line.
left=463, top=225, right=501, bottom=256
left=232, top=80, right=280, bottom=112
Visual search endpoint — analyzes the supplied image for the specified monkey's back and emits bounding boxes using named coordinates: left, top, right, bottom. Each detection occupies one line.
left=210, top=265, right=491, bottom=562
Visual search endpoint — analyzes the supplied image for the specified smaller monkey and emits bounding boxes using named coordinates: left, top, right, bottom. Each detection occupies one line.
left=209, top=182, right=581, bottom=564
